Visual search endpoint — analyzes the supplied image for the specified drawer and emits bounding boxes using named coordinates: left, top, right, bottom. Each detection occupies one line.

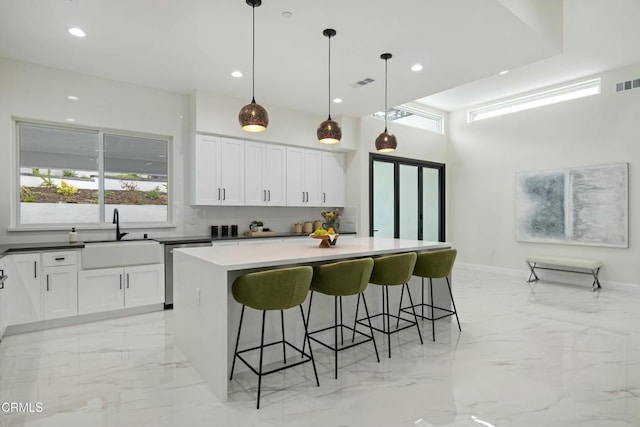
left=42, top=250, right=78, bottom=267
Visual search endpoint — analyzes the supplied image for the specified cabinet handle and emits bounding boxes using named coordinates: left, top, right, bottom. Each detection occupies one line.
left=268, top=190, right=271, bottom=201
left=306, top=192, right=309, bottom=203
left=223, top=188, right=226, bottom=200
left=55, top=257, right=66, bottom=261
left=127, top=273, right=130, bottom=288
left=217, top=188, right=221, bottom=200
left=120, top=274, right=123, bottom=290
left=323, top=192, right=326, bottom=203
left=302, top=192, right=305, bottom=202
left=46, top=274, right=50, bottom=291
left=34, top=261, right=37, bottom=278
left=263, top=189, right=266, bottom=201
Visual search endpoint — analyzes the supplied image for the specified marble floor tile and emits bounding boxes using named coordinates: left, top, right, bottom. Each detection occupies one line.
left=1, top=267, right=639, bottom=426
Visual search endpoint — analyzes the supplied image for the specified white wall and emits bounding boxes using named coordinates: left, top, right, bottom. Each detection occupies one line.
left=193, top=90, right=359, bottom=152
left=0, top=58, right=188, bottom=244
left=448, top=63, right=640, bottom=286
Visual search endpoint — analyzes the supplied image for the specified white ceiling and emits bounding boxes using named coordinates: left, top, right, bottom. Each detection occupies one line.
left=0, top=0, right=639, bottom=117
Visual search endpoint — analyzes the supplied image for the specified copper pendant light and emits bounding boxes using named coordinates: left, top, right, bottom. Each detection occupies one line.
left=375, top=53, right=397, bottom=152
left=317, top=28, right=341, bottom=145
left=239, top=0, right=269, bottom=132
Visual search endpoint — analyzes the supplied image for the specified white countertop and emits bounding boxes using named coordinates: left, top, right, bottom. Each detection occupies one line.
left=175, top=237, right=451, bottom=270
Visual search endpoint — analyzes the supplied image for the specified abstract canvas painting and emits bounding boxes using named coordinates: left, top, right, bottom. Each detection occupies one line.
left=516, top=163, right=628, bottom=247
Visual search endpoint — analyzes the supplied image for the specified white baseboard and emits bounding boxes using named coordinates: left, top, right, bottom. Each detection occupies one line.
left=455, top=262, right=522, bottom=278
left=455, top=262, right=640, bottom=294
left=4, top=304, right=165, bottom=336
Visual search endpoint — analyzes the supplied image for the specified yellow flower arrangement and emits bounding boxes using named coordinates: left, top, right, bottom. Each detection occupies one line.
left=320, top=208, right=342, bottom=232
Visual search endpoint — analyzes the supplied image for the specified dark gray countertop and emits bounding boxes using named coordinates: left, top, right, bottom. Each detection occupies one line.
left=157, top=231, right=355, bottom=244
left=0, top=232, right=357, bottom=257
left=0, top=242, right=85, bottom=257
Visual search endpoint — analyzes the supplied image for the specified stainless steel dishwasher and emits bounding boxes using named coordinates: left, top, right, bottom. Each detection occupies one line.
left=164, top=241, right=212, bottom=308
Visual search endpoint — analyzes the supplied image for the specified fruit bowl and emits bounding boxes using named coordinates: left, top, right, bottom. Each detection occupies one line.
left=310, top=233, right=339, bottom=248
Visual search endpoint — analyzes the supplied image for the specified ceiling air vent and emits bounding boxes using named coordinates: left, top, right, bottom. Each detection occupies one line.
left=351, top=77, right=375, bottom=88
left=615, top=79, right=640, bottom=92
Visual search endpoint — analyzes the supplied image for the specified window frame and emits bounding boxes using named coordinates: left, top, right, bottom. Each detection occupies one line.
left=12, top=118, right=174, bottom=231
left=467, top=78, right=602, bottom=123
left=371, top=105, right=445, bottom=135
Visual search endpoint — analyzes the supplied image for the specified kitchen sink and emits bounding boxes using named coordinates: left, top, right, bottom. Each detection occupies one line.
left=81, top=240, right=162, bottom=269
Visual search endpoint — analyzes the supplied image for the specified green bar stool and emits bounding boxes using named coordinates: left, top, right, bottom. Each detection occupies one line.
left=229, top=266, right=319, bottom=409
left=399, top=248, right=459, bottom=342
left=354, top=252, right=422, bottom=358
left=304, top=257, right=379, bottom=379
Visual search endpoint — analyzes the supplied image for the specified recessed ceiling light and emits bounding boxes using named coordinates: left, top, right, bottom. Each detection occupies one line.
left=499, top=70, right=509, bottom=75
left=67, top=27, right=86, bottom=37
left=231, top=71, right=243, bottom=78
left=411, top=64, right=423, bottom=72
left=282, top=11, right=293, bottom=18
left=333, top=98, right=342, bottom=103
left=66, top=118, right=76, bottom=122
left=67, top=95, right=79, bottom=100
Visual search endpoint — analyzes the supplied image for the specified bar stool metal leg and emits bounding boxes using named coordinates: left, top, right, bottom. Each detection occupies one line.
left=404, top=283, right=423, bottom=344
left=281, top=310, right=287, bottom=363
left=447, top=277, right=461, bottom=331
left=430, top=278, right=435, bottom=341
left=339, top=296, right=344, bottom=345
left=361, top=293, right=380, bottom=363
left=230, top=305, right=246, bottom=380
left=302, top=291, right=315, bottom=356
left=300, top=305, right=320, bottom=387
left=334, top=296, right=339, bottom=379
left=385, top=286, right=391, bottom=358
left=351, top=293, right=361, bottom=343
left=256, top=310, right=267, bottom=409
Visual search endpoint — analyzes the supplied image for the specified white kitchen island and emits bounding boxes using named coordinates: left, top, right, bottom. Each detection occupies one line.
left=173, top=237, right=452, bottom=401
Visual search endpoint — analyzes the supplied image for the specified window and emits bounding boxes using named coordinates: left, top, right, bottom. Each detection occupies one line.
left=467, top=78, right=601, bottom=122
left=17, top=121, right=170, bottom=228
left=372, top=105, right=444, bottom=134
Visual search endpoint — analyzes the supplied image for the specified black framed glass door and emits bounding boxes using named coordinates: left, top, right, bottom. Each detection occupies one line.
left=369, top=153, right=445, bottom=241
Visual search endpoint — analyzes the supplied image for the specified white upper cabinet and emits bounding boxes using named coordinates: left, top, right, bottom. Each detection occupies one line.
left=192, top=135, right=244, bottom=206
left=192, top=134, right=220, bottom=205
left=286, top=147, right=322, bottom=207
left=245, top=142, right=286, bottom=206
left=264, top=144, right=286, bottom=205
left=193, top=134, right=344, bottom=208
left=219, top=137, right=245, bottom=205
left=321, top=151, right=345, bottom=207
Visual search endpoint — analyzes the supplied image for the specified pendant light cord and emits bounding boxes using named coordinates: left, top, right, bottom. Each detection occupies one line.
left=251, top=3, right=256, bottom=103
left=327, top=34, right=332, bottom=119
left=384, top=57, right=388, bottom=131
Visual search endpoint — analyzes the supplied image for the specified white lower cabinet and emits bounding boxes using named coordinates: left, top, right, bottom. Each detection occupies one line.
left=0, top=258, right=7, bottom=339
left=124, top=264, right=165, bottom=308
left=5, top=253, right=41, bottom=325
left=78, top=264, right=164, bottom=315
left=78, top=267, right=123, bottom=314
left=43, top=265, right=78, bottom=320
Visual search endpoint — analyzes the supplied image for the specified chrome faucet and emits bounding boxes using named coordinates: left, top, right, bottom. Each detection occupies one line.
left=112, top=208, right=129, bottom=241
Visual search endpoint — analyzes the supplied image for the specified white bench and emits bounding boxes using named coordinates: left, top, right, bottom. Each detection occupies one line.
left=525, top=256, right=603, bottom=291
